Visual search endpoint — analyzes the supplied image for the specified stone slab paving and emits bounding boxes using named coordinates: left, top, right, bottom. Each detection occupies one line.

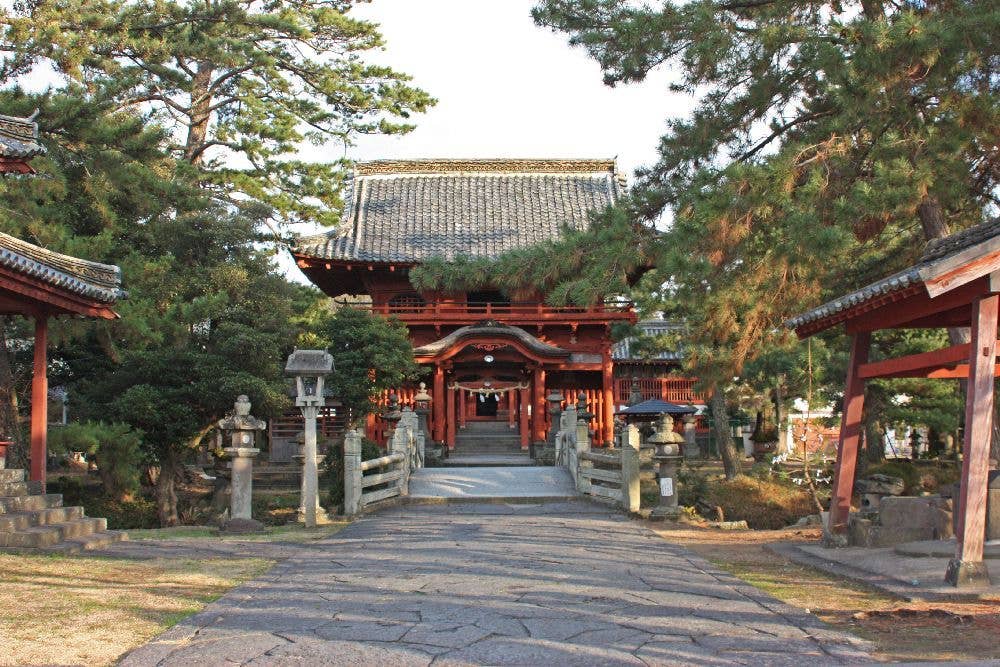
left=772, top=541, right=1000, bottom=602
left=122, top=501, right=872, bottom=666
left=409, top=466, right=578, bottom=500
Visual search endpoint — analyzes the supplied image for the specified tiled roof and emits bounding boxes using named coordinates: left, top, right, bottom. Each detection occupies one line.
left=293, top=159, right=622, bottom=263
left=612, top=319, right=683, bottom=361
left=0, top=232, right=123, bottom=303
left=786, top=217, right=1000, bottom=331
left=0, top=112, right=45, bottom=160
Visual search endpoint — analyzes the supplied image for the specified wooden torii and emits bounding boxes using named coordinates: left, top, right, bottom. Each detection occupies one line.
left=0, top=112, right=123, bottom=487
left=788, top=219, right=1000, bottom=587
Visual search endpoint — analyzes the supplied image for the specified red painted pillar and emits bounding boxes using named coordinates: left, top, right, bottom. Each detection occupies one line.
left=531, top=367, right=546, bottom=443
left=518, top=386, right=530, bottom=449
left=30, top=316, right=48, bottom=485
left=948, top=295, right=997, bottom=586
left=432, top=364, right=445, bottom=443
left=459, top=390, right=467, bottom=429
left=828, top=331, right=871, bottom=533
left=508, top=390, right=516, bottom=429
left=602, top=354, right=615, bottom=446
left=446, top=383, right=456, bottom=449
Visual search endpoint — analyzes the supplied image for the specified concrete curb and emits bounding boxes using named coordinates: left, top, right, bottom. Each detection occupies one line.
left=767, top=541, right=993, bottom=602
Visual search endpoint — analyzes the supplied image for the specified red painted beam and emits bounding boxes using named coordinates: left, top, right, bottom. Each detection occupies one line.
left=829, top=332, right=870, bottom=533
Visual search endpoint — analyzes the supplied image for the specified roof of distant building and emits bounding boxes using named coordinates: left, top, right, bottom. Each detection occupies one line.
left=787, top=217, right=1000, bottom=334
left=612, top=318, right=683, bottom=362
left=0, top=232, right=124, bottom=304
left=0, top=112, right=46, bottom=168
left=293, top=158, right=622, bottom=264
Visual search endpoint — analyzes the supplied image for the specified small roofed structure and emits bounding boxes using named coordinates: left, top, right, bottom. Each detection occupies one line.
left=617, top=399, right=697, bottom=417
left=788, top=217, right=1000, bottom=587
left=0, top=112, right=124, bottom=487
left=0, top=111, right=46, bottom=174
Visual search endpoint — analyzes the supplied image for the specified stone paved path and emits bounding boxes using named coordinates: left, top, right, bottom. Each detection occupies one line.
left=409, top=466, right=578, bottom=500
left=122, top=501, right=872, bottom=666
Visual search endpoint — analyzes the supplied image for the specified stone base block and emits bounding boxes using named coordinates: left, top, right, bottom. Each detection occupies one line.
left=297, top=506, right=332, bottom=525
left=945, top=558, right=992, bottom=587
left=220, top=517, right=266, bottom=534
left=648, top=506, right=680, bottom=522
left=848, top=496, right=953, bottom=547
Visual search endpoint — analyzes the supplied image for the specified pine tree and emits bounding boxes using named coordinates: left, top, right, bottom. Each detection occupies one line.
left=4, top=0, right=435, bottom=228
left=532, top=0, right=999, bottom=475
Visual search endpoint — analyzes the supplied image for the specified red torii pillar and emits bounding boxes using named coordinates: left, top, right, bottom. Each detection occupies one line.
left=947, top=294, right=997, bottom=586
left=30, top=315, right=48, bottom=486
left=827, top=332, right=870, bottom=533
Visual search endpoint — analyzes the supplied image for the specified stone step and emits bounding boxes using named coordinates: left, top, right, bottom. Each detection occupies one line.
left=0, top=481, right=29, bottom=497
left=0, top=505, right=84, bottom=532
left=0, top=517, right=106, bottom=549
left=45, top=530, right=129, bottom=555
left=0, top=493, right=63, bottom=514
left=0, top=469, right=25, bottom=483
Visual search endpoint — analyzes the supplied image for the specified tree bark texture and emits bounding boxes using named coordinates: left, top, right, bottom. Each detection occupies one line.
left=156, top=451, right=179, bottom=527
left=710, top=390, right=743, bottom=480
left=184, top=62, right=215, bottom=166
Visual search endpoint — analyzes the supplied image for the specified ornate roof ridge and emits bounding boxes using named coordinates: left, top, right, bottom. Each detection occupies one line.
left=0, top=232, right=124, bottom=303
left=0, top=111, right=46, bottom=160
left=355, top=158, right=616, bottom=176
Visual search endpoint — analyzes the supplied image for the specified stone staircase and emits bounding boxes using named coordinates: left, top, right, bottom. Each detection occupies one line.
left=448, top=422, right=532, bottom=466
left=0, top=468, right=127, bottom=554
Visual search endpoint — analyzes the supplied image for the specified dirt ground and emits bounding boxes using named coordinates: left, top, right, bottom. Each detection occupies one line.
left=653, top=522, right=1000, bottom=663
left=0, top=553, right=271, bottom=666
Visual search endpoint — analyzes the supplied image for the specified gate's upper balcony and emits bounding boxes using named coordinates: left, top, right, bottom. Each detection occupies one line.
left=354, top=300, right=635, bottom=326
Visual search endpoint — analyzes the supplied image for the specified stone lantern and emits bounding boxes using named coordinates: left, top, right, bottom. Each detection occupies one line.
left=216, top=395, right=267, bottom=532
left=413, top=382, right=433, bottom=442
left=647, top=413, right=686, bottom=520
left=380, top=392, right=403, bottom=438
left=285, top=348, right=333, bottom=528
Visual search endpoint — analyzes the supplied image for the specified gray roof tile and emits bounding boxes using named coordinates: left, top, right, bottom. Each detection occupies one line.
left=786, top=217, right=1000, bottom=331
left=0, top=112, right=45, bottom=160
left=293, top=159, right=621, bottom=263
left=0, top=232, right=123, bottom=304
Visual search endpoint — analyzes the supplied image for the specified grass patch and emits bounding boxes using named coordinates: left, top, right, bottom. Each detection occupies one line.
left=128, top=521, right=348, bottom=542
left=0, top=553, right=271, bottom=666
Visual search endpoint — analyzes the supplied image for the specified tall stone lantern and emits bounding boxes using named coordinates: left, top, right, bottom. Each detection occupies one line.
left=217, top=395, right=267, bottom=532
left=647, top=413, right=686, bottom=520
left=285, top=349, right=333, bottom=528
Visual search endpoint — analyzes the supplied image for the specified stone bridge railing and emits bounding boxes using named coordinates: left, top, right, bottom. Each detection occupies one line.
left=344, top=408, right=424, bottom=516
left=557, top=405, right=641, bottom=513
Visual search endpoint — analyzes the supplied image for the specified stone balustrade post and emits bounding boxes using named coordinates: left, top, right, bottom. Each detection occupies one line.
left=343, top=429, right=362, bottom=516
left=391, top=421, right=410, bottom=496
left=575, top=413, right=591, bottom=493
left=621, top=424, right=641, bottom=513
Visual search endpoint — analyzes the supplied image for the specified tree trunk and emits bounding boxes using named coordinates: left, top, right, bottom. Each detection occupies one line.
left=184, top=61, right=215, bottom=166
left=710, top=390, right=742, bottom=480
left=0, top=327, right=25, bottom=468
left=773, top=381, right=787, bottom=454
left=155, top=450, right=179, bottom=527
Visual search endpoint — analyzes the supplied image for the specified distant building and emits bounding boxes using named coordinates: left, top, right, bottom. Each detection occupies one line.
left=291, top=158, right=655, bottom=450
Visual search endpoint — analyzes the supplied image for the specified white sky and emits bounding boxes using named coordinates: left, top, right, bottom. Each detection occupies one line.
left=281, top=0, right=690, bottom=280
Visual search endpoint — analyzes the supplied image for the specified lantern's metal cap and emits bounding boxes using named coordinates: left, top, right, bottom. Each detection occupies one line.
left=284, top=349, right=333, bottom=376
